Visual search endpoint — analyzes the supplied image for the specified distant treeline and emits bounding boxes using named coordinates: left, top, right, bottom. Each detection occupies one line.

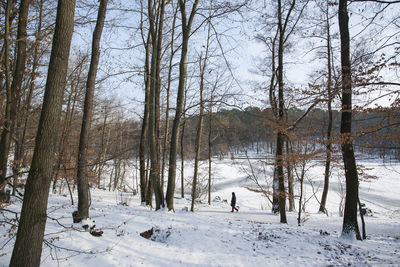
left=174, top=106, right=400, bottom=160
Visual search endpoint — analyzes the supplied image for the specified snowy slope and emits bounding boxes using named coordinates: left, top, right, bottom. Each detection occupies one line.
left=1, top=159, right=399, bottom=266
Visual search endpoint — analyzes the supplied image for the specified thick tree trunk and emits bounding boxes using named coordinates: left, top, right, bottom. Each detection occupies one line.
left=10, top=1, right=76, bottom=265
left=338, top=0, right=361, bottom=240
left=166, top=0, right=199, bottom=211
left=76, top=0, right=108, bottom=222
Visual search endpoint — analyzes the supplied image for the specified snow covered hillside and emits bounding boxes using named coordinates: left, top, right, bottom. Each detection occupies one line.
left=1, top=159, right=400, bottom=266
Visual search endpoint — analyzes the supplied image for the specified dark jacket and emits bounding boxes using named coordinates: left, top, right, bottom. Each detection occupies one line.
left=231, top=193, right=236, bottom=207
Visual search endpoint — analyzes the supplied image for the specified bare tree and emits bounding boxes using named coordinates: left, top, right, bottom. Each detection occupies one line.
left=166, top=0, right=199, bottom=211
left=191, top=26, right=211, bottom=211
left=10, top=0, right=76, bottom=265
left=76, top=0, right=108, bottom=222
left=161, top=1, right=179, bottom=196
left=0, top=0, right=30, bottom=200
left=319, top=1, right=335, bottom=214
left=12, top=0, right=46, bottom=196
left=148, top=0, right=167, bottom=210
left=274, top=0, right=297, bottom=224
left=139, top=1, right=151, bottom=203
left=338, top=0, right=361, bottom=240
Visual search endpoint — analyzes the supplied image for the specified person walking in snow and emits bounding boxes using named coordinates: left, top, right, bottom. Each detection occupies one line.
left=231, top=192, right=239, bottom=212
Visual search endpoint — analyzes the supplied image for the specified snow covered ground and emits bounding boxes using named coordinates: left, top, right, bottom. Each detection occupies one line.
left=1, top=159, right=400, bottom=266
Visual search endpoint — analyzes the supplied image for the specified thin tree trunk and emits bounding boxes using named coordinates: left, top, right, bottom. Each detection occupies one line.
left=191, top=48, right=208, bottom=211
left=97, top=111, right=109, bottom=188
left=276, top=0, right=287, bottom=224
left=0, top=0, right=12, bottom=200
left=19, top=0, right=43, bottom=171
left=53, top=78, right=77, bottom=193
left=297, top=158, right=306, bottom=226
left=191, top=107, right=204, bottom=212
left=76, top=0, right=108, bottom=222
left=139, top=28, right=151, bottom=203
left=109, top=163, right=114, bottom=191
left=338, top=0, right=361, bottom=240
left=286, top=139, right=295, bottom=211
left=208, top=94, right=213, bottom=205
left=146, top=147, right=153, bottom=206
left=358, top=197, right=366, bottom=239
left=10, top=0, right=31, bottom=196
left=10, top=1, right=76, bottom=265
left=0, top=0, right=30, bottom=196
left=319, top=3, right=333, bottom=214
left=155, top=0, right=165, bottom=206
left=180, top=110, right=186, bottom=199
left=160, top=3, right=178, bottom=193
left=13, top=0, right=43, bottom=195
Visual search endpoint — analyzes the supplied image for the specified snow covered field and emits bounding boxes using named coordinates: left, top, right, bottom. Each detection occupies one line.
left=1, top=159, right=400, bottom=266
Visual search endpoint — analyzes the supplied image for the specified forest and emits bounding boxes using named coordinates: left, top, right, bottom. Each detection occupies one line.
left=0, top=0, right=399, bottom=266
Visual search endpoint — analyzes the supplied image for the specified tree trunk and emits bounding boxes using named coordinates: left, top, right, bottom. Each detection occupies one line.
left=338, top=0, right=361, bottom=240
left=180, top=111, right=186, bottom=198
left=272, top=165, right=279, bottom=213
left=76, top=0, right=108, bottom=222
left=358, top=197, right=366, bottom=239
left=155, top=0, right=165, bottom=206
left=319, top=3, right=333, bottom=214
left=286, top=139, right=295, bottom=211
left=10, top=1, right=76, bottom=265
left=145, top=148, right=153, bottom=206
left=0, top=0, right=12, bottom=200
left=191, top=108, right=204, bottom=212
left=208, top=94, right=213, bottom=205
left=160, top=3, right=178, bottom=195
left=139, top=30, right=151, bottom=203
left=191, top=49, right=208, bottom=211
left=276, top=0, right=287, bottom=224
left=53, top=73, right=80, bottom=193
left=0, top=0, right=30, bottom=197
left=97, top=110, right=110, bottom=188
left=13, top=0, right=42, bottom=196
left=148, top=0, right=166, bottom=210
left=166, top=0, right=199, bottom=211
left=297, top=159, right=306, bottom=226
